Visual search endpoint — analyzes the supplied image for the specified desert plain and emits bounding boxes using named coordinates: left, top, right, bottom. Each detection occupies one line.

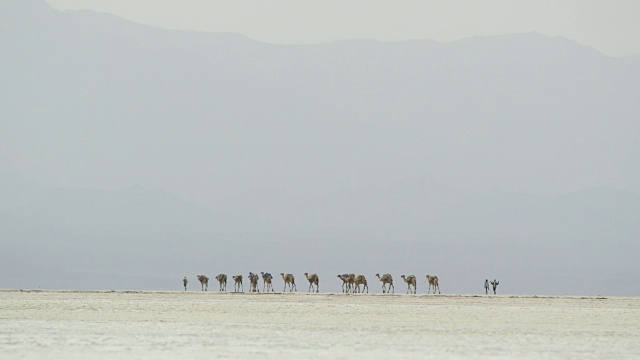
left=1, top=290, right=639, bottom=359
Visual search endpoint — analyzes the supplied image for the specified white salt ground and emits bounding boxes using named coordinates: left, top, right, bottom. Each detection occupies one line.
left=0, top=290, right=638, bottom=359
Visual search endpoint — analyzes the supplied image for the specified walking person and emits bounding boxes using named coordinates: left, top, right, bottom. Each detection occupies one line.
left=484, top=279, right=490, bottom=295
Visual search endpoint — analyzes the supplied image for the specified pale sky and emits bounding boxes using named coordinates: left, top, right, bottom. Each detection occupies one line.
left=46, top=0, right=640, bottom=58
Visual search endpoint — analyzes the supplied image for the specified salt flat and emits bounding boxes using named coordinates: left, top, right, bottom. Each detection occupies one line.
left=0, top=290, right=638, bottom=359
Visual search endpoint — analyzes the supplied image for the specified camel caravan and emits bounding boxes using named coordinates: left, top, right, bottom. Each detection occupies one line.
left=182, top=273, right=505, bottom=296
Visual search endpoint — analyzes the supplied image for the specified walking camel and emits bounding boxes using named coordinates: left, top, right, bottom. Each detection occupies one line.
left=183, top=276, right=188, bottom=291
left=347, top=273, right=356, bottom=293
left=215, top=274, right=227, bottom=292
left=375, top=273, right=395, bottom=293
left=261, top=272, right=274, bottom=292
left=338, top=274, right=356, bottom=293
left=232, top=275, right=244, bottom=292
left=280, top=273, right=297, bottom=292
left=196, top=275, right=209, bottom=291
left=304, top=273, right=319, bottom=293
left=248, top=272, right=260, bottom=292
left=426, top=275, right=440, bottom=294
left=401, top=275, right=417, bottom=294
left=491, top=279, right=499, bottom=294
left=355, top=275, right=368, bottom=293
left=338, top=274, right=350, bottom=293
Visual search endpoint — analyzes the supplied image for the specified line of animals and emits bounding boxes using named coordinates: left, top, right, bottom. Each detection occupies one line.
left=181, top=273, right=501, bottom=295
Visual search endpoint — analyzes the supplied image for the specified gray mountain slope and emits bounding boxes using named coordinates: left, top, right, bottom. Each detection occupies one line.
left=1, top=1, right=638, bottom=294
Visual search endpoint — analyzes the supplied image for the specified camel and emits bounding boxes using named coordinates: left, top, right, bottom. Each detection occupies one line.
left=348, top=274, right=357, bottom=292
left=304, top=273, right=319, bottom=293
left=232, top=275, right=244, bottom=292
left=491, top=279, right=499, bottom=294
left=401, top=275, right=417, bottom=294
left=337, top=274, right=350, bottom=293
left=485, top=279, right=490, bottom=295
left=280, top=273, right=297, bottom=292
left=375, top=273, right=394, bottom=293
left=426, top=275, right=440, bottom=294
left=183, top=276, right=188, bottom=291
left=215, top=274, right=227, bottom=292
left=261, top=272, right=274, bottom=292
left=248, top=272, right=260, bottom=292
left=337, top=274, right=356, bottom=293
left=355, top=275, right=368, bottom=293
left=196, top=275, right=209, bottom=291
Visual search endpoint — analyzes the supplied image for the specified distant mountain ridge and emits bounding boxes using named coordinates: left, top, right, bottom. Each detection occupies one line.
left=1, top=0, right=639, bottom=295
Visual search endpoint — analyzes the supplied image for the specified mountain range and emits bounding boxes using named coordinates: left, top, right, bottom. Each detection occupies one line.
left=1, top=0, right=639, bottom=295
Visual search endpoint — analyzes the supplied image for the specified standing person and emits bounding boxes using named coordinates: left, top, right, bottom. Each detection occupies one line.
left=484, top=279, right=490, bottom=295
left=491, top=279, right=499, bottom=295
left=183, top=276, right=188, bottom=291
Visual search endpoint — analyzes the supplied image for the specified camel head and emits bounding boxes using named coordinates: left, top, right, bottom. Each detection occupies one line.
left=401, top=275, right=406, bottom=279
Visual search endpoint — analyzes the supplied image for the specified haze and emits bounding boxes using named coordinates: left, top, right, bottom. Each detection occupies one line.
left=46, top=0, right=640, bottom=58
left=1, top=0, right=639, bottom=295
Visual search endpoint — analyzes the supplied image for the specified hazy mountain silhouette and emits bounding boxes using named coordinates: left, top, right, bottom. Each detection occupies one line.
left=1, top=0, right=638, bottom=295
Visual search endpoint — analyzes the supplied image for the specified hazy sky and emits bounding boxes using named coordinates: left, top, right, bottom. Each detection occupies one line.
left=46, top=0, right=640, bottom=58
